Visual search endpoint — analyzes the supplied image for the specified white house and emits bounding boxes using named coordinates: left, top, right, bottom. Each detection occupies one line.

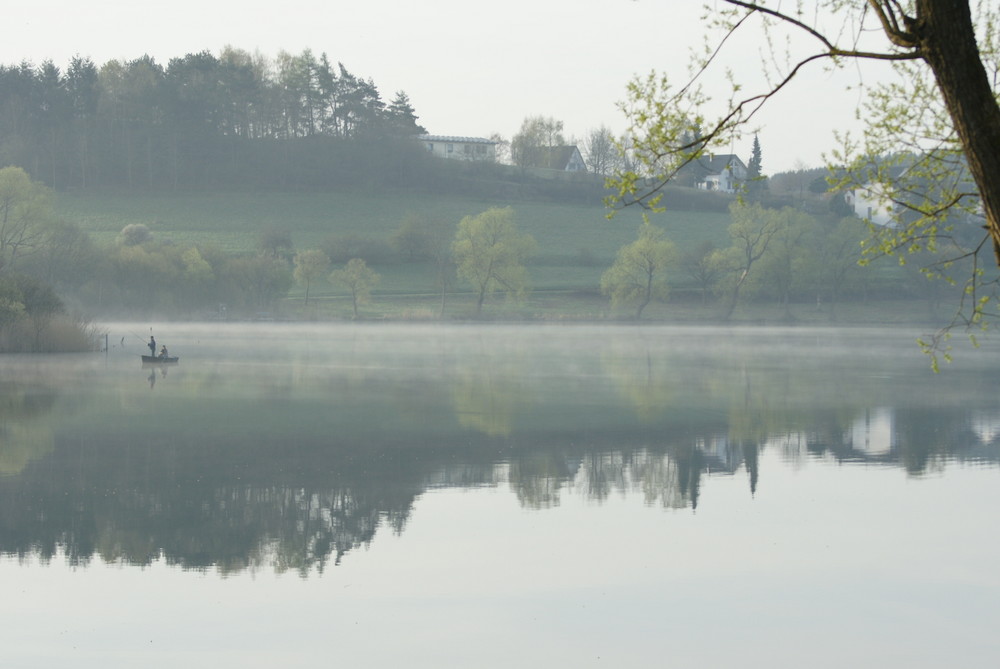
left=419, top=135, right=496, bottom=162
left=844, top=184, right=898, bottom=227
left=690, top=154, right=748, bottom=193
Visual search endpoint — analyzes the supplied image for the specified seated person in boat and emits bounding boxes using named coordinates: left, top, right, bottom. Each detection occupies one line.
left=159, top=345, right=169, bottom=359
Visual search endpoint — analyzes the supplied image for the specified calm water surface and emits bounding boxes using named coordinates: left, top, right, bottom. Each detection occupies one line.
left=1, top=323, right=998, bottom=668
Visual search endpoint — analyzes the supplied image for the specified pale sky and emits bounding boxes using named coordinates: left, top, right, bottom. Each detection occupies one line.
left=4, top=0, right=888, bottom=173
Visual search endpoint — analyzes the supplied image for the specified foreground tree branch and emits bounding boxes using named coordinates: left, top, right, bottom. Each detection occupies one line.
left=610, top=0, right=1000, bottom=356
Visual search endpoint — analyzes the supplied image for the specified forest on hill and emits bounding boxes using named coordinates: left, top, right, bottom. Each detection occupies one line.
left=0, top=48, right=479, bottom=193
left=0, top=48, right=750, bottom=208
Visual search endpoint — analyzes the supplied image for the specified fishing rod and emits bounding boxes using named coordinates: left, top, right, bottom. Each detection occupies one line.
left=125, top=329, right=150, bottom=344
left=120, top=328, right=162, bottom=351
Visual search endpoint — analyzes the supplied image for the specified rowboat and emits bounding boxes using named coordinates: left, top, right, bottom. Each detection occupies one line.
left=141, top=355, right=179, bottom=364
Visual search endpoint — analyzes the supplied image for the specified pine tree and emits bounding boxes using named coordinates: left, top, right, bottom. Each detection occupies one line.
left=746, top=134, right=765, bottom=201
left=385, top=91, right=426, bottom=137
left=748, top=134, right=762, bottom=179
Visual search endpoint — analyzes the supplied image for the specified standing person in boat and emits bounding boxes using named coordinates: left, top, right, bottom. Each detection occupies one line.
left=148, top=336, right=156, bottom=357
left=159, top=345, right=169, bottom=359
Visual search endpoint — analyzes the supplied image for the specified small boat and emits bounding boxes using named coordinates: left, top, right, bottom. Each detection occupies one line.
left=141, top=355, right=179, bottom=364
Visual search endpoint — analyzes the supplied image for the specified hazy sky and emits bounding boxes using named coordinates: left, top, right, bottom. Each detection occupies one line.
left=4, top=0, right=889, bottom=173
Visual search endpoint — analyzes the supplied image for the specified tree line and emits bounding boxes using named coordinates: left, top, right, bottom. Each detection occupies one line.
left=0, top=160, right=966, bottom=348
left=600, top=200, right=982, bottom=325
left=0, top=48, right=427, bottom=191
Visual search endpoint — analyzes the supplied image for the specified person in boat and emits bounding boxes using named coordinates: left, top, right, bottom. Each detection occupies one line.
left=148, top=336, right=156, bottom=357
left=159, top=345, right=169, bottom=359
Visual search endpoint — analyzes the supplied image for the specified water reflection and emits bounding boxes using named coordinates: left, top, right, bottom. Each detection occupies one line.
left=0, top=324, right=998, bottom=572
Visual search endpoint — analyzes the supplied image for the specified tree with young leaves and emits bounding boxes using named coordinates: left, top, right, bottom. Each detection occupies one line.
left=0, top=166, right=52, bottom=274
left=811, top=216, right=873, bottom=317
left=330, top=257, right=379, bottom=319
left=390, top=212, right=433, bottom=261
left=751, top=208, right=818, bottom=319
left=259, top=227, right=294, bottom=260
left=293, top=249, right=330, bottom=305
left=601, top=221, right=677, bottom=319
left=452, top=207, right=536, bottom=317
left=609, top=1, right=1000, bottom=349
left=10, top=273, right=63, bottom=350
left=681, top=240, right=721, bottom=305
left=712, top=202, right=783, bottom=320
left=224, top=255, right=293, bottom=312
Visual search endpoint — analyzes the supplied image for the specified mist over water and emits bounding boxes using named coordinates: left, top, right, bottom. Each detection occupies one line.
left=2, top=323, right=998, bottom=667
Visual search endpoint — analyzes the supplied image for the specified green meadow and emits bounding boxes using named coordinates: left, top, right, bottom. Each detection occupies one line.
left=54, top=189, right=732, bottom=295
left=54, top=190, right=732, bottom=255
left=52, top=188, right=949, bottom=325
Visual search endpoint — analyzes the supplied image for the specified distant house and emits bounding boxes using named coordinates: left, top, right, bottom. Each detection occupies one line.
left=539, top=145, right=587, bottom=172
left=844, top=184, right=898, bottom=227
left=688, top=154, right=748, bottom=193
left=515, top=144, right=587, bottom=172
left=419, top=135, right=496, bottom=162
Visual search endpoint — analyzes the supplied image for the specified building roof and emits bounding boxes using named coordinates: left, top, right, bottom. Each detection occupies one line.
left=698, top=153, right=746, bottom=174
left=531, top=145, right=583, bottom=170
left=419, top=134, right=496, bottom=144
left=676, top=153, right=747, bottom=181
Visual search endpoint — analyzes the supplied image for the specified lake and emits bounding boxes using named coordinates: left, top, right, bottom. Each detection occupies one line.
left=1, top=323, right=998, bottom=668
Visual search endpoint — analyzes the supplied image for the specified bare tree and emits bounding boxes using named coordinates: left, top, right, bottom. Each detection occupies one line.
left=582, top=125, right=621, bottom=176
left=511, top=116, right=565, bottom=169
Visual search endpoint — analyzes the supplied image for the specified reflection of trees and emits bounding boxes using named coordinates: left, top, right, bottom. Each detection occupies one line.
left=0, top=421, right=55, bottom=476
left=0, top=382, right=57, bottom=475
left=0, top=435, right=426, bottom=574
left=571, top=444, right=717, bottom=510
left=601, top=344, right=678, bottom=423
left=453, top=376, right=518, bottom=437
left=576, top=451, right=629, bottom=503
left=2, top=345, right=1000, bottom=573
left=452, top=355, right=529, bottom=438
left=510, top=444, right=715, bottom=510
left=628, top=450, right=694, bottom=509
left=509, top=450, right=577, bottom=509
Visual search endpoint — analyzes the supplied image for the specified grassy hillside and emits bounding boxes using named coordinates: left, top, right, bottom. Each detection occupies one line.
left=50, top=189, right=962, bottom=326
left=53, top=189, right=733, bottom=294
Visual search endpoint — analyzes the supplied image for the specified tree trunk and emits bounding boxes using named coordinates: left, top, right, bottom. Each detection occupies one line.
left=476, top=285, right=486, bottom=316
left=636, top=270, right=653, bottom=319
left=439, top=284, right=448, bottom=319
left=916, top=0, right=1000, bottom=264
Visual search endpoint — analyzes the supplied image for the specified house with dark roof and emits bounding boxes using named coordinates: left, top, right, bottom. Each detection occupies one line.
left=419, top=134, right=496, bottom=162
left=516, top=144, right=587, bottom=172
left=679, top=154, right=748, bottom=193
left=538, top=146, right=587, bottom=172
